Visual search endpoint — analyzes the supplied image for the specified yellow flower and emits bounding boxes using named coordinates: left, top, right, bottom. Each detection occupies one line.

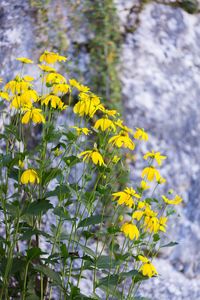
left=23, top=76, right=34, bottom=82
left=141, top=166, right=160, bottom=182
left=108, top=132, right=135, bottom=151
left=132, top=210, right=145, bottom=221
left=41, top=94, right=62, bottom=108
left=74, top=93, right=103, bottom=118
left=0, top=78, right=3, bottom=83
left=69, top=79, right=81, bottom=89
left=39, top=51, right=67, bottom=64
left=159, top=216, right=167, bottom=232
left=19, top=160, right=25, bottom=168
left=144, top=150, right=166, bottom=166
left=162, top=195, right=183, bottom=205
left=43, top=72, right=66, bottom=85
left=71, top=127, right=91, bottom=137
left=156, top=176, right=166, bottom=184
left=5, top=76, right=33, bottom=94
left=54, top=148, right=64, bottom=157
left=52, top=83, right=71, bottom=95
left=94, top=115, right=116, bottom=132
left=21, top=169, right=39, bottom=184
left=115, top=120, right=133, bottom=134
left=58, top=101, right=68, bottom=111
left=100, top=107, right=117, bottom=116
left=38, top=65, right=56, bottom=72
left=22, top=107, right=45, bottom=124
left=121, top=222, right=139, bottom=240
left=16, top=57, right=34, bottom=64
left=78, top=148, right=104, bottom=166
left=138, top=255, right=158, bottom=278
left=10, top=94, right=32, bottom=110
left=112, top=187, right=140, bottom=208
left=134, top=127, right=148, bottom=142
left=112, top=156, right=120, bottom=163
left=0, top=91, right=9, bottom=101
left=140, top=181, right=150, bottom=190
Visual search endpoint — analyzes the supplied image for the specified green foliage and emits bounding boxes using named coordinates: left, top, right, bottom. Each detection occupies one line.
left=0, top=52, right=181, bottom=299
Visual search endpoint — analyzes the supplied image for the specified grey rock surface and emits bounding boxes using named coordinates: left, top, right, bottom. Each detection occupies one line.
left=1, top=0, right=200, bottom=299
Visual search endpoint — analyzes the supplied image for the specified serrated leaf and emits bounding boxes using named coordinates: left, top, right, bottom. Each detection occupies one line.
left=42, top=168, right=62, bottom=185
left=35, top=265, right=62, bottom=287
left=22, top=199, right=53, bottom=216
left=26, top=247, right=46, bottom=261
left=19, top=229, right=51, bottom=241
left=53, top=206, right=77, bottom=222
left=45, top=184, right=71, bottom=198
left=78, top=243, right=96, bottom=258
left=98, top=274, right=119, bottom=286
left=7, top=167, right=19, bottom=181
left=78, top=215, right=109, bottom=228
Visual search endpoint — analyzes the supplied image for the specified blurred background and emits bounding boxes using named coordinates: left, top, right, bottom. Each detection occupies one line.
left=0, top=0, right=200, bottom=299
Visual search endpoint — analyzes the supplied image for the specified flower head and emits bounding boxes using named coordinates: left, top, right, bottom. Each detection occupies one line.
left=134, top=127, right=148, bottom=142
left=112, top=187, right=140, bottom=208
left=141, top=166, right=160, bottom=182
left=138, top=255, right=158, bottom=278
left=39, top=51, right=67, bottom=64
left=108, top=132, right=135, bottom=151
left=162, top=195, right=183, bottom=205
left=22, top=107, right=45, bottom=124
left=140, top=181, right=150, bottom=190
left=0, top=91, right=9, bottom=101
left=21, top=169, right=39, bottom=184
left=94, top=115, right=116, bottom=132
left=78, top=148, right=104, bottom=166
left=71, top=127, right=91, bottom=137
left=38, top=65, right=56, bottom=72
left=16, top=58, right=34, bottom=64
left=121, top=222, right=139, bottom=240
left=144, top=150, right=166, bottom=166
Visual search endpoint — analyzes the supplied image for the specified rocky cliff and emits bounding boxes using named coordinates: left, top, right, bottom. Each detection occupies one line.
left=0, top=0, right=200, bottom=299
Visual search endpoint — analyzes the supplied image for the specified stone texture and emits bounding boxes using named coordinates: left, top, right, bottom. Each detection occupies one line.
left=1, top=1, right=200, bottom=299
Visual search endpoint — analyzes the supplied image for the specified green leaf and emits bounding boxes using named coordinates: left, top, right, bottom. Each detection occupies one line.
left=98, top=274, right=119, bottom=286
left=63, top=130, right=77, bottom=141
left=53, top=206, right=77, bottom=222
left=7, top=167, right=19, bottom=181
left=96, top=184, right=108, bottom=195
left=5, top=202, right=19, bottom=217
left=19, top=229, right=51, bottom=241
left=98, top=283, right=122, bottom=298
left=131, top=297, right=151, bottom=300
left=35, top=265, right=62, bottom=287
left=42, top=168, right=62, bottom=185
left=45, top=184, right=71, bottom=198
left=22, top=199, right=53, bottom=216
left=78, top=215, right=109, bottom=228
left=11, top=258, right=26, bottom=274
left=26, top=247, right=46, bottom=261
left=161, top=241, right=178, bottom=248
left=63, top=155, right=81, bottom=167
left=78, top=244, right=96, bottom=258
left=145, top=198, right=152, bottom=205
left=153, top=234, right=160, bottom=242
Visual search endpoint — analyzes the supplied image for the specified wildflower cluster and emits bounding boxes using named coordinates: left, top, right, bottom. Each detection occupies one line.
left=0, top=51, right=182, bottom=299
